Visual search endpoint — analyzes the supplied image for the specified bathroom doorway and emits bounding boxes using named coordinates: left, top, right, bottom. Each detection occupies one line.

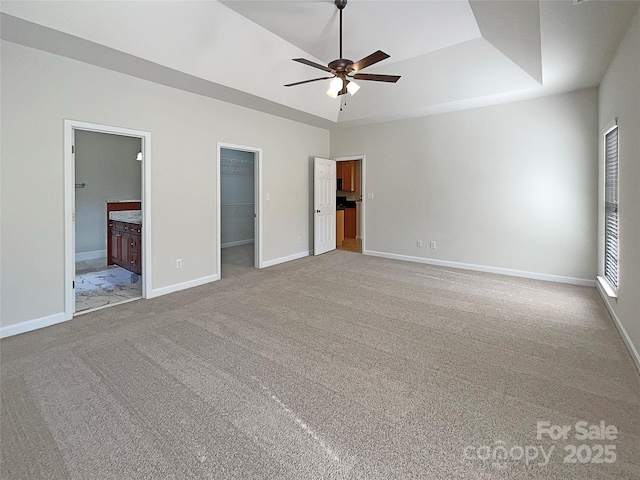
left=64, top=120, right=152, bottom=320
left=74, top=130, right=142, bottom=313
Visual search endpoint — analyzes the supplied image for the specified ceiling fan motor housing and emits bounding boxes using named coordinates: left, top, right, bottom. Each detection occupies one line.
left=328, top=59, right=355, bottom=73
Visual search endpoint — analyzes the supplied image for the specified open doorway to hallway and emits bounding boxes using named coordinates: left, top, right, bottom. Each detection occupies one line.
left=335, top=157, right=364, bottom=253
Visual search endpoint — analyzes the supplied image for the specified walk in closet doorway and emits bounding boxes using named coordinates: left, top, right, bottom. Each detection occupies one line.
left=217, top=143, right=263, bottom=278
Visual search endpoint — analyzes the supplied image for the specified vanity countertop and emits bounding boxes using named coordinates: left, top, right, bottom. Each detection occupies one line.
left=109, top=210, right=142, bottom=224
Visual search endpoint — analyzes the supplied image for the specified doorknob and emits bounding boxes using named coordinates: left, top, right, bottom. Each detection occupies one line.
left=316, top=210, right=321, bottom=213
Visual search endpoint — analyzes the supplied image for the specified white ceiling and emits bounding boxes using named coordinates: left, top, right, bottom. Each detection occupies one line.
left=1, top=0, right=638, bottom=128
left=222, top=1, right=483, bottom=66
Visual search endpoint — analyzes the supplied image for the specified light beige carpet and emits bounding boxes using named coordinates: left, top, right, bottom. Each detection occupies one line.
left=2, top=247, right=639, bottom=479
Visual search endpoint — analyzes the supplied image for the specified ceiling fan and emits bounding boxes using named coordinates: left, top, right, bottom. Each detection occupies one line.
left=284, top=0, right=400, bottom=98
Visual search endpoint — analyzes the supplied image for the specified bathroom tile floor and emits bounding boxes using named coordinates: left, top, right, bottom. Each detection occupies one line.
left=75, top=257, right=142, bottom=313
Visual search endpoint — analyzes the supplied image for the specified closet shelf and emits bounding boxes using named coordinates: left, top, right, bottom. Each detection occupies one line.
left=220, top=157, right=252, bottom=163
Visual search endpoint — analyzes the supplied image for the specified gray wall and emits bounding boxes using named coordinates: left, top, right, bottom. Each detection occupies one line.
left=3, top=13, right=636, bottom=368
left=220, top=148, right=254, bottom=247
left=75, top=130, right=141, bottom=255
left=598, top=8, right=640, bottom=367
left=1, top=40, right=329, bottom=328
left=331, top=88, right=599, bottom=283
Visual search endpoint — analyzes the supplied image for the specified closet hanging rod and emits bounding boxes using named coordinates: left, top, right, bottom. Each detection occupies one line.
left=221, top=165, right=253, bottom=171
left=221, top=171, right=253, bottom=176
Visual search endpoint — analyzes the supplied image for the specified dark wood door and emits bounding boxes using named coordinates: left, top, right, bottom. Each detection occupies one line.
left=109, top=220, right=142, bottom=274
left=127, top=234, right=141, bottom=275
left=122, top=231, right=131, bottom=269
left=344, top=207, right=356, bottom=238
left=342, top=161, right=353, bottom=191
left=111, top=225, right=123, bottom=264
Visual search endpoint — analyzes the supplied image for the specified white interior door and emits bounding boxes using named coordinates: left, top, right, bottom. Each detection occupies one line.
left=314, top=157, right=336, bottom=255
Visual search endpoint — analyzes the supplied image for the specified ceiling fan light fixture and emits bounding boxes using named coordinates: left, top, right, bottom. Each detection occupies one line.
left=326, top=77, right=343, bottom=98
left=286, top=0, right=400, bottom=100
left=347, top=80, right=360, bottom=96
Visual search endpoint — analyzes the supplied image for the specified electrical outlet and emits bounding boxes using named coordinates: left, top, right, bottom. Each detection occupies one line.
left=430, top=241, right=436, bottom=249
left=176, top=259, right=183, bottom=269
left=266, top=193, right=271, bottom=201
left=416, top=240, right=422, bottom=247
left=297, top=236, right=301, bottom=244
left=367, top=192, right=374, bottom=199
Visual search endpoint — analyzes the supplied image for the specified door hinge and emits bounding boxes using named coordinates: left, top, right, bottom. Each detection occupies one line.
left=73, top=281, right=75, bottom=289
left=72, top=145, right=75, bottom=154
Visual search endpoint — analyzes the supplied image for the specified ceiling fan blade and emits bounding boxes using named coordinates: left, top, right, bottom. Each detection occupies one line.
left=292, top=58, right=333, bottom=73
left=352, top=73, right=401, bottom=83
left=284, top=77, right=334, bottom=87
left=349, top=50, right=390, bottom=73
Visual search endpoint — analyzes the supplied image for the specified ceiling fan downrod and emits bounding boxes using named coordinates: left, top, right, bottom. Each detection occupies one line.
left=337, top=0, right=347, bottom=59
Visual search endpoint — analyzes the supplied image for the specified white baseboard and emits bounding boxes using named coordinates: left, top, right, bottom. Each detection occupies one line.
left=596, top=282, right=640, bottom=376
left=222, top=239, right=254, bottom=249
left=75, top=249, right=107, bottom=262
left=2, top=274, right=220, bottom=337
left=362, top=249, right=596, bottom=287
left=0, top=312, right=68, bottom=339
left=149, top=274, right=219, bottom=298
left=262, top=251, right=310, bottom=268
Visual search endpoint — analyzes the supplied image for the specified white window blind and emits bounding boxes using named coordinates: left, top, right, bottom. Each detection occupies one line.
left=604, top=126, right=618, bottom=288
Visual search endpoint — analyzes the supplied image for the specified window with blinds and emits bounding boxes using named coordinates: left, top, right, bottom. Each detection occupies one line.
left=604, top=126, right=618, bottom=289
